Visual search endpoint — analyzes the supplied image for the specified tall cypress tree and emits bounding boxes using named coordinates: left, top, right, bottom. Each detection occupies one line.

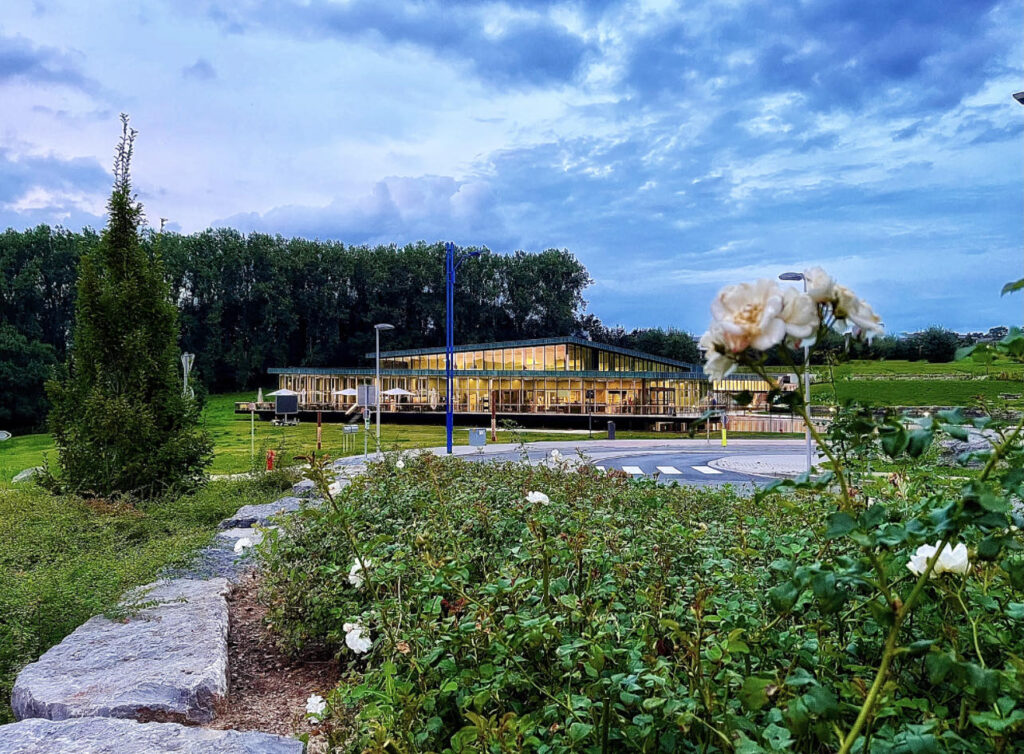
left=47, top=115, right=211, bottom=497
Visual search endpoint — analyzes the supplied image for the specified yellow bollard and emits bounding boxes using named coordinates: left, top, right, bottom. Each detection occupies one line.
left=721, top=425, right=727, bottom=447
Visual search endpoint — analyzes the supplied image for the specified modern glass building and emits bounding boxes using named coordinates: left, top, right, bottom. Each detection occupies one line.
left=255, top=337, right=711, bottom=429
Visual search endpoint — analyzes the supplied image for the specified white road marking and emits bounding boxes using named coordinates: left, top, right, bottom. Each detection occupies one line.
left=656, top=465, right=682, bottom=475
left=692, top=465, right=722, bottom=475
left=621, top=465, right=644, bottom=475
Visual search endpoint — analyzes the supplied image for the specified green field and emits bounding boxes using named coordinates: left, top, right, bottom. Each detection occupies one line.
left=811, top=378, right=1024, bottom=407
left=0, top=476, right=286, bottom=723
left=817, top=358, right=1024, bottom=379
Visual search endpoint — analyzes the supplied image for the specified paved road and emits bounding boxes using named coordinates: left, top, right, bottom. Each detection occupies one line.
left=336, top=439, right=809, bottom=487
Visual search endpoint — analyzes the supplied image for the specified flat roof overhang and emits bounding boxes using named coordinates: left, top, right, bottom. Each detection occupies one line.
left=362, top=335, right=699, bottom=371
left=268, top=367, right=708, bottom=380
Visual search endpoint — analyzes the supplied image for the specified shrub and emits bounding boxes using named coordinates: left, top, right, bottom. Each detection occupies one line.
left=45, top=115, right=211, bottom=498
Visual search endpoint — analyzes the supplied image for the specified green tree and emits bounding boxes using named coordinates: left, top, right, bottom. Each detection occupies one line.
left=46, top=116, right=211, bottom=497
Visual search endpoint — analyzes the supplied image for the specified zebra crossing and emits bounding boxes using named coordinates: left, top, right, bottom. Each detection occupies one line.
left=594, top=463, right=724, bottom=477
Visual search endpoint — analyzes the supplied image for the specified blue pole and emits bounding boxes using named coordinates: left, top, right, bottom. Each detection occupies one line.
left=446, top=242, right=455, bottom=454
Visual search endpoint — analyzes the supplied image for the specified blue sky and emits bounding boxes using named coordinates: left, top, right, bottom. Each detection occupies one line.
left=1, top=0, right=1021, bottom=334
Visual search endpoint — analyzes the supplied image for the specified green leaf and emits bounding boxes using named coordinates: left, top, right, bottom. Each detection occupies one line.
left=906, top=429, right=933, bottom=458
left=568, top=722, right=594, bottom=742
left=1001, top=277, right=1024, bottom=296
left=926, top=651, right=954, bottom=684
left=825, top=512, right=857, bottom=539
left=905, top=639, right=937, bottom=656
left=880, top=426, right=909, bottom=458
left=977, top=536, right=1003, bottom=561
left=739, top=676, right=774, bottom=711
left=802, top=685, right=838, bottom=717
left=769, top=580, right=801, bottom=612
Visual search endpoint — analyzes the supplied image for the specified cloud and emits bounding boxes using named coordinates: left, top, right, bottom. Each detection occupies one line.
left=0, top=148, right=109, bottom=230
left=181, top=57, right=216, bottom=81
left=197, top=0, right=595, bottom=86
left=0, top=32, right=97, bottom=92
left=216, top=175, right=515, bottom=248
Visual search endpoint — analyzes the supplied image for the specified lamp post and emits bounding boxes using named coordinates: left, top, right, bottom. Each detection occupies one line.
left=779, top=272, right=813, bottom=473
left=374, top=323, right=394, bottom=443
left=445, top=242, right=480, bottom=454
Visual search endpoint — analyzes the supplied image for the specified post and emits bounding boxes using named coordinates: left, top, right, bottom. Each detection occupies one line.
left=317, top=411, right=322, bottom=450
left=802, top=276, right=813, bottom=472
left=250, top=404, right=255, bottom=458
left=446, top=242, right=455, bottom=454
left=376, top=328, right=381, bottom=443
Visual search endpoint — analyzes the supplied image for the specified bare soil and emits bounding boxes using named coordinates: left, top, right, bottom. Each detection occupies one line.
left=206, top=572, right=340, bottom=737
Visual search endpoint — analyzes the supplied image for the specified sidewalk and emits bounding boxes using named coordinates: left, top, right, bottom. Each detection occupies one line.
left=707, top=453, right=822, bottom=478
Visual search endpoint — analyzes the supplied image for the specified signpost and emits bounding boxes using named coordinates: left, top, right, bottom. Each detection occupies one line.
left=363, top=407, right=371, bottom=459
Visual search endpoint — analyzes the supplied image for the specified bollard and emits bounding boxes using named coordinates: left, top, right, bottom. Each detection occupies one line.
left=607, top=421, right=616, bottom=440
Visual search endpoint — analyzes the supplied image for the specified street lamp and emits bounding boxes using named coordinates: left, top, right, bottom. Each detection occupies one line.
left=779, top=272, right=813, bottom=473
left=445, top=242, right=481, bottom=454
left=374, top=323, right=394, bottom=443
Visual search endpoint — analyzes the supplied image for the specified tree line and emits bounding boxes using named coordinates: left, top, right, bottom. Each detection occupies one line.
left=1, top=225, right=701, bottom=431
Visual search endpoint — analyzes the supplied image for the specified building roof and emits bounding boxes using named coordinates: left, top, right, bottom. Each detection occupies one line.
left=366, top=335, right=700, bottom=370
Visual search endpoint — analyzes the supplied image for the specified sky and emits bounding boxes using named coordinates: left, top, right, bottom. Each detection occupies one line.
left=1, top=0, right=1022, bottom=335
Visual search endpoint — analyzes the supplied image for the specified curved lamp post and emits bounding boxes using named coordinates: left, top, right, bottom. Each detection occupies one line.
left=445, top=242, right=480, bottom=454
left=779, top=272, right=812, bottom=473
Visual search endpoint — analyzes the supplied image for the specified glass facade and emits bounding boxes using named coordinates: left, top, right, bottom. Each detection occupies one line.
left=379, top=342, right=679, bottom=373
left=269, top=339, right=708, bottom=417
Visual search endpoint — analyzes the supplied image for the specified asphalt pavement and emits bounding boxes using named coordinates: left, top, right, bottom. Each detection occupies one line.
left=334, top=438, right=815, bottom=487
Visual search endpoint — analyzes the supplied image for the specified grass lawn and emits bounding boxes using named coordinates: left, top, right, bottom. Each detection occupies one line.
left=0, top=476, right=287, bottom=723
left=817, top=358, right=1024, bottom=379
left=811, top=378, right=1024, bottom=407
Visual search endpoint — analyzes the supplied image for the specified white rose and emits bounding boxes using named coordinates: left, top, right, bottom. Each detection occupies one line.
left=936, top=542, right=970, bottom=575
left=709, top=279, right=788, bottom=353
left=233, top=537, right=253, bottom=554
left=833, top=285, right=884, bottom=341
left=699, top=326, right=738, bottom=381
left=802, top=267, right=836, bottom=304
left=343, top=621, right=373, bottom=654
left=526, top=491, right=550, bottom=505
left=780, top=287, right=819, bottom=345
left=305, top=694, right=327, bottom=716
left=348, top=558, right=371, bottom=589
left=907, top=541, right=970, bottom=577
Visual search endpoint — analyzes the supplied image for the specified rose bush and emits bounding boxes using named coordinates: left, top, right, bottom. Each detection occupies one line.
left=256, top=274, right=1024, bottom=752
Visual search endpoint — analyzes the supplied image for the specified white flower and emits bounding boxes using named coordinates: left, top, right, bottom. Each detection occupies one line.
left=305, top=693, right=326, bottom=717
left=343, top=621, right=373, bottom=654
left=699, top=325, right=738, bottom=381
left=550, top=449, right=561, bottom=458
left=709, top=279, right=788, bottom=353
left=526, top=491, right=550, bottom=505
left=833, top=285, right=884, bottom=341
left=396, top=459, right=405, bottom=470
left=802, top=267, right=836, bottom=304
left=233, top=537, right=253, bottom=554
left=348, top=558, right=371, bottom=589
left=780, top=287, right=819, bottom=346
left=907, top=541, right=970, bottom=578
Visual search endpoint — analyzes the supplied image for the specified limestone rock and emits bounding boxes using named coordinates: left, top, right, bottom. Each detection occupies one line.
left=219, top=496, right=303, bottom=529
left=12, top=579, right=229, bottom=724
left=291, top=479, right=316, bottom=496
left=0, top=717, right=303, bottom=753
